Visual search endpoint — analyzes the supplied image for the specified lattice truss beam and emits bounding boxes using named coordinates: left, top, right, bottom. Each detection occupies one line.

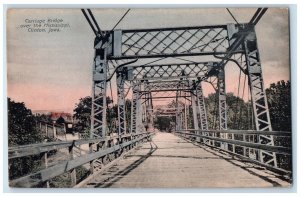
left=143, top=80, right=193, bottom=92
left=125, top=62, right=215, bottom=80
left=107, top=25, right=237, bottom=59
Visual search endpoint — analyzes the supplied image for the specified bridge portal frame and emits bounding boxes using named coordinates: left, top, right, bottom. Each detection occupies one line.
left=90, top=22, right=277, bottom=168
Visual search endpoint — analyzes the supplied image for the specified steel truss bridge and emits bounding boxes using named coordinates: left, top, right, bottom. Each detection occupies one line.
left=8, top=8, right=292, bottom=188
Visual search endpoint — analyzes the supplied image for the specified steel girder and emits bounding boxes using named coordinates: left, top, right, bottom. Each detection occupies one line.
left=191, top=91, right=199, bottom=130
left=143, top=80, right=193, bottom=92
left=109, top=25, right=236, bottom=60
left=217, top=66, right=228, bottom=150
left=130, top=82, right=140, bottom=133
left=116, top=69, right=127, bottom=135
left=125, top=62, right=213, bottom=81
left=195, top=82, right=209, bottom=130
left=175, top=91, right=182, bottom=131
left=143, top=91, right=154, bottom=131
left=243, top=26, right=277, bottom=167
left=90, top=37, right=109, bottom=138
left=194, top=82, right=210, bottom=145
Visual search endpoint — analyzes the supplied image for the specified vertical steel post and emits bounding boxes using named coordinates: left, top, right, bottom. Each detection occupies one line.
left=191, top=90, right=199, bottom=130
left=218, top=66, right=228, bottom=150
left=191, top=89, right=200, bottom=142
left=244, top=25, right=277, bottom=167
left=145, top=91, right=154, bottom=132
left=175, top=90, right=181, bottom=131
left=130, top=82, right=140, bottom=133
left=195, top=82, right=209, bottom=144
left=196, top=82, right=209, bottom=130
left=91, top=35, right=108, bottom=138
left=117, top=69, right=126, bottom=136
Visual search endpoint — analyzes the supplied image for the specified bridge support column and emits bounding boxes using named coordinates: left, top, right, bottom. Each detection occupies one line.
left=195, top=82, right=209, bottom=144
left=117, top=69, right=127, bottom=137
left=91, top=36, right=108, bottom=139
left=145, top=91, right=154, bottom=131
left=175, top=91, right=183, bottom=131
left=131, top=82, right=141, bottom=133
left=191, top=90, right=199, bottom=131
left=244, top=26, right=277, bottom=167
left=218, top=66, right=228, bottom=150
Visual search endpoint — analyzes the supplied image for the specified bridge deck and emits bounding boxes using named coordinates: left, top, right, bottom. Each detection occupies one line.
left=83, top=132, right=290, bottom=188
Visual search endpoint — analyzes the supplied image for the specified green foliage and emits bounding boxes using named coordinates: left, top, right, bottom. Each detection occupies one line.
left=9, top=156, right=42, bottom=180
left=73, top=96, right=132, bottom=133
left=266, top=80, right=291, bottom=131
left=8, top=98, right=43, bottom=180
left=266, top=80, right=291, bottom=170
left=8, top=98, right=42, bottom=146
left=35, top=113, right=52, bottom=122
left=205, top=93, right=253, bottom=130
left=73, top=96, right=92, bottom=133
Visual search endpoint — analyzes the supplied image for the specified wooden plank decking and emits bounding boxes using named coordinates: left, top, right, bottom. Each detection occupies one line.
left=82, top=132, right=290, bottom=188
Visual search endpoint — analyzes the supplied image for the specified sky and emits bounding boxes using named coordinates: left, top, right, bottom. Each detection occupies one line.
left=7, top=8, right=290, bottom=113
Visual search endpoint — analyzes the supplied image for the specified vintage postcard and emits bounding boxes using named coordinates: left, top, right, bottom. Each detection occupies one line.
left=6, top=7, right=292, bottom=189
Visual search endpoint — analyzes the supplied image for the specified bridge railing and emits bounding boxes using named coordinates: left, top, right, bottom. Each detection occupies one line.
left=8, top=132, right=153, bottom=188
left=175, top=129, right=292, bottom=176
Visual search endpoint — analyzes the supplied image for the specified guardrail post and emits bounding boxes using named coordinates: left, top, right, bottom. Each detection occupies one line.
left=69, top=142, right=77, bottom=187
left=89, top=143, right=94, bottom=174
left=41, top=152, right=50, bottom=188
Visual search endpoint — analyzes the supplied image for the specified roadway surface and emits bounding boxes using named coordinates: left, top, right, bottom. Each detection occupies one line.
left=82, top=132, right=290, bottom=188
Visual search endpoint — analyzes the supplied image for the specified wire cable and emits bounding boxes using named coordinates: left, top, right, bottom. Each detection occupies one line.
left=252, top=8, right=268, bottom=25
left=87, top=9, right=103, bottom=37
left=81, top=9, right=97, bottom=36
left=106, top=59, right=138, bottom=82
left=112, top=9, right=131, bottom=31
left=249, top=8, right=268, bottom=25
left=226, top=8, right=240, bottom=25
left=234, top=69, right=242, bottom=128
left=237, top=73, right=247, bottom=129
left=213, top=54, right=246, bottom=74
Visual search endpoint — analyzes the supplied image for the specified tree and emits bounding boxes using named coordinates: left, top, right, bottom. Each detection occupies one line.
left=8, top=98, right=42, bottom=180
left=8, top=98, right=42, bottom=146
left=266, top=80, right=291, bottom=131
left=205, top=93, right=252, bottom=130
left=73, top=96, right=130, bottom=134
left=266, top=80, right=291, bottom=170
left=73, top=96, right=92, bottom=133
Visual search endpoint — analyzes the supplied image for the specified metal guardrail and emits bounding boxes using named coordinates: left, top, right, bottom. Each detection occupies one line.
left=175, top=130, right=292, bottom=175
left=179, top=129, right=292, bottom=137
left=9, top=132, right=153, bottom=187
left=176, top=131, right=291, bottom=154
